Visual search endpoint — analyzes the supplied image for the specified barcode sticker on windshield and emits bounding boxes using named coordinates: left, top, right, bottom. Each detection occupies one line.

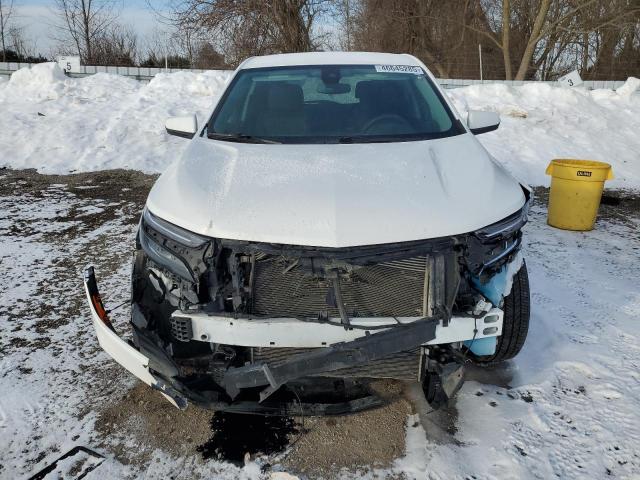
left=375, top=65, right=423, bottom=75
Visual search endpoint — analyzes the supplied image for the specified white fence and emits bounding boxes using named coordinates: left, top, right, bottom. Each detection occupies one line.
left=438, top=77, right=628, bottom=90
left=0, top=61, right=629, bottom=90
left=0, top=61, right=214, bottom=81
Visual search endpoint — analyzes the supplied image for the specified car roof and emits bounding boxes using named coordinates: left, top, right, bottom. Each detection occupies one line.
left=238, top=52, right=423, bottom=70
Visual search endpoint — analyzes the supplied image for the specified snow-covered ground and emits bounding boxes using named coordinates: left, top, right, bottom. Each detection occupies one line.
left=0, top=62, right=639, bottom=189
left=409, top=200, right=640, bottom=478
left=1, top=63, right=640, bottom=479
left=446, top=78, right=640, bottom=189
left=1, top=171, right=638, bottom=479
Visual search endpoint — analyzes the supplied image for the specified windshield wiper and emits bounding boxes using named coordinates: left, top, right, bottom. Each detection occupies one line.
left=207, top=132, right=281, bottom=144
left=338, top=135, right=399, bottom=144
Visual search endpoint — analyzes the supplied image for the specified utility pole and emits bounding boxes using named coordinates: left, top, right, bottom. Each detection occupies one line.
left=478, top=44, right=483, bottom=82
left=345, top=0, right=350, bottom=49
left=165, top=34, right=169, bottom=72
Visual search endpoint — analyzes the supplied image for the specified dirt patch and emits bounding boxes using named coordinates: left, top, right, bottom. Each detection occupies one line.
left=95, top=382, right=213, bottom=464
left=281, top=381, right=410, bottom=478
left=94, top=378, right=411, bottom=479
left=0, top=167, right=157, bottom=205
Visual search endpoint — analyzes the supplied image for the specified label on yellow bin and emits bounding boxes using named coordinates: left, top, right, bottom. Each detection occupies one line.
left=545, top=159, right=613, bottom=231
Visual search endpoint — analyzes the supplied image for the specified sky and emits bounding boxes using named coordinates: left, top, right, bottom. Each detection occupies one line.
left=11, top=0, right=169, bottom=57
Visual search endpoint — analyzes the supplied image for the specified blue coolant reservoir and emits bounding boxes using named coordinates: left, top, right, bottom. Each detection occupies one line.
left=464, top=336, right=497, bottom=356
left=472, top=268, right=509, bottom=306
left=464, top=261, right=515, bottom=356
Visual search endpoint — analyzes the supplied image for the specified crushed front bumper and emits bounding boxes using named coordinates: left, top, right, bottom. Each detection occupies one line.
left=84, top=266, right=503, bottom=412
left=171, top=309, right=503, bottom=348
left=83, top=267, right=188, bottom=409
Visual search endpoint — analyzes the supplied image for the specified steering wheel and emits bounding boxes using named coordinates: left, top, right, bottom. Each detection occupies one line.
left=362, top=114, right=413, bottom=134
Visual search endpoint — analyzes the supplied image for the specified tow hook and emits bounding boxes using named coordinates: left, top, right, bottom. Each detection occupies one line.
left=422, top=351, right=465, bottom=409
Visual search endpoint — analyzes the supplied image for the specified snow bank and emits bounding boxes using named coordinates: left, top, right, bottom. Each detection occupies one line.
left=447, top=77, right=640, bottom=188
left=0, top=63, right=232, bottom=174
left=9, top=62, right=67, bottom=85
left=0, top=64, right=638, bottom=189
left=5, top=62, right=68, bottom=101
left=615, top=76, right=640, bottom=97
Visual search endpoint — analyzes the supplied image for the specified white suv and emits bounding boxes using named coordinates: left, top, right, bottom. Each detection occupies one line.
left=84, top=52, right=530, bottom=413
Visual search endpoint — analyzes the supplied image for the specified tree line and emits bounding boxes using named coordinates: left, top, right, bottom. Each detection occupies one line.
left=0, top=0, right=47, bottom=62
left=1, top=0, right=639, bottom=80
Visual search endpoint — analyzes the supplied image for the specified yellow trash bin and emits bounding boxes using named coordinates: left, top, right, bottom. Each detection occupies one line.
left=545, top=159, right=613, bottom=231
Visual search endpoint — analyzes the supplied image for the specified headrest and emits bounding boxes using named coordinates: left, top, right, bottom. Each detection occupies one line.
left=355, top=80, right=403, bottom=100
left=262, top=82, right=304, bottom=111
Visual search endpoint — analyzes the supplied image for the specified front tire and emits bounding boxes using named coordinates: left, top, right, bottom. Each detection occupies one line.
left=471, top=262, right=530, bottom=365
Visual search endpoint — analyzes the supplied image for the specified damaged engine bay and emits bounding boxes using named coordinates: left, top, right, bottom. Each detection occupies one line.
left=120, top=188, right=529, bottom=414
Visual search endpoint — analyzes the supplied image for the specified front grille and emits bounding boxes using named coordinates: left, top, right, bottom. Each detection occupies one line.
left=253, top=347, right=421, bottom=381
left=251, top=255, right=429, bottom=318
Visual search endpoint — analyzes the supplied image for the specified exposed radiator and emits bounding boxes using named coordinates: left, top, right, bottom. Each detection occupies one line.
left=252, top=347, right=422, bottom=381
left=251, top=255, right=431, bottom=318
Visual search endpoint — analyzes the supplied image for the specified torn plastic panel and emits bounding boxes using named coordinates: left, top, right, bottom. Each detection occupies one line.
left=465, top=218, right=526, bottom=363
left=472, top=251, right=524, bottom=307
left=87, top=265, right=504, bottom=413
left=221, top=314, right=441, bottom=401
left=84, top=267, right=187, bottom=409
left=87, top=193, right=529, bottom=412
left=88, top=266, right=389, bottom=414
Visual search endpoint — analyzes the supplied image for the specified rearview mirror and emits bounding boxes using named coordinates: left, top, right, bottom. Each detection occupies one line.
left=317, top=83, right=351, bottom=94
left=467, top=110, right=500, bottom=135
left=165, top=114, right=198, bottom=139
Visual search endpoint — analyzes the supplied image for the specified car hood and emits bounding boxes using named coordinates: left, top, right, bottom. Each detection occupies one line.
left=146, top=134, right=526, bottom=247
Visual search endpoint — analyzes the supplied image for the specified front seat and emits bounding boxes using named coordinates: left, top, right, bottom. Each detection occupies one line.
left=250, top=82, right=306, bottom=137
left=354, top=80, right=416, bottom=132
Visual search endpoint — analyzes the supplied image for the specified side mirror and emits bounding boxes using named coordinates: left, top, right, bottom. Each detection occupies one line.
left=165, top=114, right=198, bottom=139
left=467, top=110, right=500, bottom=135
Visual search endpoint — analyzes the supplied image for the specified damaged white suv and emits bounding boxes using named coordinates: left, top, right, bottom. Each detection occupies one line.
left=84, top=52, right=530, bottom=413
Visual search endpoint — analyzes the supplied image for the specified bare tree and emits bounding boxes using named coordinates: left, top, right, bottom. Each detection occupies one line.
left=343, top=0, right=639, bottom=80
left=170, top=0, right=331, bottom=66
left=333, top=0, right=354, bottom=50
left=347, top=0, right=479, bottom=78
left=0, top=0, right=14, bottom=62
left=173, top=23, right=200, bottom=66
left=193, top=41, right=226, bottom=68
left=52, top=0, right=116, bottom=64
left=92, top=24, right=138, bottom=65
left=7, top=25, right=33, bottom=59
left=465, top=0, right=640, bottom=80
left=140, top=27, right=195, bottom=68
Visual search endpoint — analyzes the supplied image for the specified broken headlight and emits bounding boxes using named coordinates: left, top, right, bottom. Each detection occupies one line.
left=466, top=188, right=531, bottom=277
left=138, top=207, right=210, bottom=282
left=474, top=189, right=531, bottom=242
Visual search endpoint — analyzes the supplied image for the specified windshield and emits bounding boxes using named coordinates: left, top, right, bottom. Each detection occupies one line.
left=207, top=65, right=464, bottom=144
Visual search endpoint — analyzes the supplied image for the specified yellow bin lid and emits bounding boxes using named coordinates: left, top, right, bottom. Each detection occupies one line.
left=545, top=159, right=613, bottom=182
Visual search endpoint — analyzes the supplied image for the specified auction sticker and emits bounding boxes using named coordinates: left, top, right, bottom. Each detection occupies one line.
left=375, top=65, right=423, bottom=74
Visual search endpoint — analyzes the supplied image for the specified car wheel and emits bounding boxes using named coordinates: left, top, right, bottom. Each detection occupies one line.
left=470, top=261, right=530, bottom=365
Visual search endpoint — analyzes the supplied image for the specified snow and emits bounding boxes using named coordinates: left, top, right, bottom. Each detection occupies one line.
left=615, top=76, right=640, bottom=97
left=1, top=62, right=640, bottom=479
left=1, top=62, right=639, bottom=188
left=6, top=62, right=67, bottom=101
left=447, top=77, right=640, bottom=189
left=501, top=250, right=524, bottom=299
left=0, top=63, right=232, bottom=174
left=394, top=203, right=640, bottom=479
left=2, top=176, right=639, bottom=479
